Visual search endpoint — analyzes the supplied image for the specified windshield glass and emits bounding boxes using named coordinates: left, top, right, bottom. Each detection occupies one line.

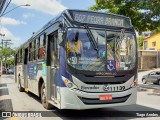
left=66, top=28, right=136, bottom=72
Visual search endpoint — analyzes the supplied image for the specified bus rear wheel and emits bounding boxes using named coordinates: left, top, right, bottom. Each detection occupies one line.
left=41, top=83, right=52, bottom=109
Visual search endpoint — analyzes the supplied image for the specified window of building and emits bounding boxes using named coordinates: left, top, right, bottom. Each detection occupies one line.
left=144, top=41, right=148, bottom=50
left=152, top=41, right=156, bottom=47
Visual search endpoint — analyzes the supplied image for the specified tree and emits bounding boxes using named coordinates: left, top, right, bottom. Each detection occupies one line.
left=0, top=47, right=15, bottom=68
left=151, top=26, right=160, bottom=35
left=90, top=0, right=160, bottom=32
left=137, top=36, right=144, bottom=49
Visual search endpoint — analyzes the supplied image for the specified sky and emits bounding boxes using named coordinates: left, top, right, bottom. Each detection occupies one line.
left=0, top=0, right=95, bottom=48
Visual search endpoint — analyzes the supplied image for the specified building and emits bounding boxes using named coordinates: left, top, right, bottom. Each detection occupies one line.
left=143, top=32, right=160, bottom=50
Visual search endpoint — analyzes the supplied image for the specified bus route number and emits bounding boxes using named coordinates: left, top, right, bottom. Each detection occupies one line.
left=71, top=57, right=77, bottom=64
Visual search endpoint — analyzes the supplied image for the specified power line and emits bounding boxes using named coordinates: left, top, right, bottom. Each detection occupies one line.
left=0, top=0, right=12, bottom=17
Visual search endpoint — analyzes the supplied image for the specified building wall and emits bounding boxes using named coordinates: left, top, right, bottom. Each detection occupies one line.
left=143, top=33, right=160, bottom=50
left=138, top=50, right=160, bottom=70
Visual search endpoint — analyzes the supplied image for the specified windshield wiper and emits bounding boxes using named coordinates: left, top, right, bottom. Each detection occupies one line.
left=84, top=25, right=99, bottom=57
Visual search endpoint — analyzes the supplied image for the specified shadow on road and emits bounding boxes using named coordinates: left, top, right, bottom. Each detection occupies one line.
left=26, top=92, right=41, bottom=103
left=24, top=91, right=159, bottom=119
left=47, top=105, right=160, bottom=120
left=49, top=104, right=160, bottom=119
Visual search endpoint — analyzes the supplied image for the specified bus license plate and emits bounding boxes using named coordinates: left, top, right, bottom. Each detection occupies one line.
left=99, top=94, right=112, bottom=100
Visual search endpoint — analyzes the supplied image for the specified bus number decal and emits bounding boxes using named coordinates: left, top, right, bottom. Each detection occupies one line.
left=71, top=57, right=77, bottom=64
left=107, top=86, right=125, bottom=91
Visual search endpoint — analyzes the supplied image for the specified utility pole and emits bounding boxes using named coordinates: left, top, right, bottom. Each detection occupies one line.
left=1, top=39, right=11, bottom=48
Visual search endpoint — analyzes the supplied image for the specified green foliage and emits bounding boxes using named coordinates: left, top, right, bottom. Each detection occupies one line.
left=151, top=27, right=160, bottom=35
left=8, top=57, right=14, bottom=66
left=90, top=0, right=160, bottom=32
left=137, top=36, right=144, bottom=49
left=0, top=47, right=15, bottom=67
left=0, top=48, right=15, bottom=59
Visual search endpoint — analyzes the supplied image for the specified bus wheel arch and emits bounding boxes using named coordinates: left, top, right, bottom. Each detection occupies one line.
left=38, top=77, right=44, bottom=97
left=38, top=77, right=52, bottom=109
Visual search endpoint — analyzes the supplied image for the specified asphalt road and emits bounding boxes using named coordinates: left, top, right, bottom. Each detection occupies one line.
left=0, top=74, right=160, bottom=120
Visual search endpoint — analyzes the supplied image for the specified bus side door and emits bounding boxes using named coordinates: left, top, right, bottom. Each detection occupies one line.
left=49, top=32, right=59, bottom=102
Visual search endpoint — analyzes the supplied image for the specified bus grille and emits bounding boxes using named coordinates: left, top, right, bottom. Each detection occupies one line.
left=78, top=94, right=131, bottom=105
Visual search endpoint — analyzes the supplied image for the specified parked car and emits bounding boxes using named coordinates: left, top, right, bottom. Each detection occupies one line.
left=2, top=68, right=6, bottom=74
left=7, top=68, right=14, bottom=74
left=142, top=71, right=160, bottom=85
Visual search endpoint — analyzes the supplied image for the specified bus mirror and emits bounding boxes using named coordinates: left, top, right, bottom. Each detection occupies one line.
left=58, top=29, right=65, bottom=47
left=59, top=23, right=63, bottom=29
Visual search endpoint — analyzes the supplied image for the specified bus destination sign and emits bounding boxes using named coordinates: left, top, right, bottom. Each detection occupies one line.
left=71, top=11, right=131, bottom=27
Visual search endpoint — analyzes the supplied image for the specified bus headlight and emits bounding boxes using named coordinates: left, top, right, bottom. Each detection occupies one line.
left=67, top=83, right=73, bottom=88
left=130, top=79, right=138, bottom=88
left=62, top=76, right=78, bottom=90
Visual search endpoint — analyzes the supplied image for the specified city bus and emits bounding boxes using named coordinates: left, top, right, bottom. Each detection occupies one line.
left=15, top=9, right=138, bottom=110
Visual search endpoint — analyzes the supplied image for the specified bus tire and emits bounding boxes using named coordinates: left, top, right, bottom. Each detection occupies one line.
left=18, top=76, right=24, bottom=92
left=41, top=83, right=52, bottom=109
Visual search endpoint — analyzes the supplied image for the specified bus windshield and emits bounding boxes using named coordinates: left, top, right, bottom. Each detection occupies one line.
left=66, top=28, right=136, bottom=72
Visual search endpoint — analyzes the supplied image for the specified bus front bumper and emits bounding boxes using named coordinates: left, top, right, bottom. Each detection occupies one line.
left=60, top=87, right=137, bottom=110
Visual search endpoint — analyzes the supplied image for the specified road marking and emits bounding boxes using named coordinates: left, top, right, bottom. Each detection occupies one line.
left=10, top=117, right=18, bottom=120
left=0, top=95, right=10, bottom=100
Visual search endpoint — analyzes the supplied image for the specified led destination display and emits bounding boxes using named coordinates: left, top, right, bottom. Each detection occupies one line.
left=71, top=11, right=131, bottom=27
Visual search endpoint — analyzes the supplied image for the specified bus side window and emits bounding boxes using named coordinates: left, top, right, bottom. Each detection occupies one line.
left=18, top=49, right=22, bottom=63
left=29, top=42, right=32, bottom=61
left=22, top=48, right=25, bottom=63
left=38, top=34, right=46, bottom=59
left=33, top=40, right=36, bottom=60
left=15, top=54, right=18, bottom=66
left=17, top=51, right=19, bottom=63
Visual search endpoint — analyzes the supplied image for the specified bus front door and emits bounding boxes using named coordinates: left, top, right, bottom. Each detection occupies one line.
left=49, top=33, right=59, bottom=103
left=24, top=48, right=28, bottom=90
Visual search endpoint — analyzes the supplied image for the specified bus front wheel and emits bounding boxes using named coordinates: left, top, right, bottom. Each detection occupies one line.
left=41, top=83, right=52, bottom=109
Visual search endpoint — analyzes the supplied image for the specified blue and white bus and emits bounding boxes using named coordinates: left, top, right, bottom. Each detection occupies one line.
left=15, top=9, right=138, bottom=110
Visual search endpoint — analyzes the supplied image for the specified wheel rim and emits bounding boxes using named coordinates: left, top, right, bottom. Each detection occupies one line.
left=42, top=86, right=46, bottom=104
left=143, top=79, right=146, bottom=84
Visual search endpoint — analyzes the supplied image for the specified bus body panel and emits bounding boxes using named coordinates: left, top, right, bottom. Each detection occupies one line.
left=27, top=62, right=47, bottom=96
left=60, top=86, right=137, bottom=110
left=59, top=74, right=137, bottom=109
